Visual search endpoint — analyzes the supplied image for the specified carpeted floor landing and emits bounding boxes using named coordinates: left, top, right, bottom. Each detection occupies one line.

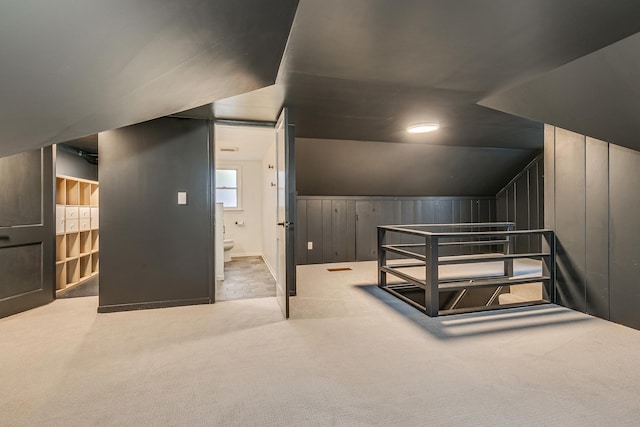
left=2, top=261, right=640, bottom=426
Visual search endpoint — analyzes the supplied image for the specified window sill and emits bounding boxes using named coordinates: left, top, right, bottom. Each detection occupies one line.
left=223, top=207, right=244, bottom=212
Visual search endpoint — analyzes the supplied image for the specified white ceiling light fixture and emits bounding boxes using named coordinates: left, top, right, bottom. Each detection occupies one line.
left=407, top=123, right=440, bottom=133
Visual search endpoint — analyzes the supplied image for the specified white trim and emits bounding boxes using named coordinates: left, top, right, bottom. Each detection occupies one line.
left=262, top=254, right=277, bottom=281
left=230, top=251, right=262, bottom=258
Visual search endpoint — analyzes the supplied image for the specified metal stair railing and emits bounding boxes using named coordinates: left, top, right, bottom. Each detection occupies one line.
left=377, top=223, right=555, bottom=317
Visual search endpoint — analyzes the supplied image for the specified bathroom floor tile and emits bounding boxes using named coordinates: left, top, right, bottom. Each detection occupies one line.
left=216, top=256, right=276, bottom=302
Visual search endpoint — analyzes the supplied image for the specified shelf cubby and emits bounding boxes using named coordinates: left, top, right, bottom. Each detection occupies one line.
left=90, top=184, right=99, bottom=206
left=56, top=235, right=66, bottom=262
left=66, top=232, right=80, bottom=259
left=91, top=253, right=99, bottom=274
left=56, top=178, right=66, bottom=205
left=66, top=258, right=80, bottom=284
left=91, top=231, right=99, bottom=252
left=80, top=182, right=91, bottom=205
left=66, top=180, right=79, bottom=205
left=56, top=263, right=66, bottom=290
left=80, top=255, right=92, bottom=279
left=79, top=231, right=91, bottom=255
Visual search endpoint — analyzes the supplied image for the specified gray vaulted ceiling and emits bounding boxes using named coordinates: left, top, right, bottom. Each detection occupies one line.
left=0, top=0, right=298, bottom=158
left=180, top=0, right=640, bottom=150
left=1, top=0, right=640, bottom=158
left=480, top=32, right=640, bottom=153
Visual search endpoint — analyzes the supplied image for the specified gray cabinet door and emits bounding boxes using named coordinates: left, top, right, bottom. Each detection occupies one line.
left=0, top=147, right=54, bottom=318
left=275, top=107, right=296, bottom=318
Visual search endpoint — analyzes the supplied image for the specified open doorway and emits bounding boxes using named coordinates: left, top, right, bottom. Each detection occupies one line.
left=54, top=138, right=100, bottom=299
left=213, top=123, right=278, bottom=302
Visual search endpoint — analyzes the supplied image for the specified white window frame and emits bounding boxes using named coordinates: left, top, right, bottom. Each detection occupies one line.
left=215, top=166, right=242, bottom=211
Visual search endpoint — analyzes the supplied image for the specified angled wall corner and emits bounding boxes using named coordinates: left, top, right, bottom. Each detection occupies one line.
left=479, top=33, right=640, bottom=154
left=544, top=124, right=640, bottom=330
left=97, top=117, right=213, bottom=312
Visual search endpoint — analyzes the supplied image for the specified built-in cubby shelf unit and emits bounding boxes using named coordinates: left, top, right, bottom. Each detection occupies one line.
left=55, top=175, right=99, bottom=293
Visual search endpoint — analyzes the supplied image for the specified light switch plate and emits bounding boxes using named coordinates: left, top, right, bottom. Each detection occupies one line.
left=177, top=192, right=187, bottom=205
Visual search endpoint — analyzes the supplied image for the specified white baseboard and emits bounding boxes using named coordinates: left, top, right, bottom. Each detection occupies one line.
left=230, top=251, right=262, bottom=258
left=262, top=255, right=277, bottom=281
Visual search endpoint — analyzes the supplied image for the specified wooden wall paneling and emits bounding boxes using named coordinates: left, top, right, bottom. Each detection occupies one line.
left=321, top=199, right=333, bottom=263
left=496, top=193, right=507, bottom=222
left=515, top=173, right=530, bottom=253
left=421, top=199, right=435, bottom=224
left=554, top=128, right=586, bottom=312
left=331, top=199, right=348, bottom=262
left=528, top=162, right=540, bottom=251
left=306, top=200, right=324, bottom=264
left=609, top=144, right=640, bottom=328
left=296, top=200, right=308, bottom=265
left=585, top=137, right=609, bottom=319
left=544, top=125, right=555, bottom=230
left=374, top=200, right=395, bottom=258
left=538, top=159, right=545, bottom=232
left=460, top=199, right=472, bottom=223
left=345, top=200, right=357, bottom=262
left=355, top=201, right=375, bottom=261
left=506, top=187, right=516, bottom=224
left=435, top=199, right=453, bottom=224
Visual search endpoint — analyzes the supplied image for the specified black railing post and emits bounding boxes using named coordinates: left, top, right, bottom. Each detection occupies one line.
left=425, top=235, right=439, bottom=317
left=542, top=230, right=556, bottom=303
left=378, top=226, right=387, bottom=288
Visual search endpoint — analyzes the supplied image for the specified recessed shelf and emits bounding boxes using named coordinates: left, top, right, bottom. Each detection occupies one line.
left=55, top=175, right=99, bottom=292
left=90, top=184, right=99, bottom=206
left=80, top=231, right=91, bottom=254
left=56, top=178, right=66, bottom=205
left=66, top=180, right=79, bottom=205
left=56, top=235, right=66, bottom=262
left=91, top=253, right=99, bottom=274
left=80, top=182, right=91, bottom=205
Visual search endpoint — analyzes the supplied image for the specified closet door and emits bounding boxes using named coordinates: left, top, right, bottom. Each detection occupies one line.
left=0, top=147, right=55, bottom=318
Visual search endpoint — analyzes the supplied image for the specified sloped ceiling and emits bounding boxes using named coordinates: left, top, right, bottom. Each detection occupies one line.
left=296, top=138, right=537, bottom=196
left=0, top=0, right=298, bottom=157
left=181, top=0, right=640, bottom=150
left=2, top=1, right=639, bottom=163
left=480, top=32, right=640, bottom=152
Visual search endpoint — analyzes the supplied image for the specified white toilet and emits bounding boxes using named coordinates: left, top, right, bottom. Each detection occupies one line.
left=223, top=239, right=234, bottom=262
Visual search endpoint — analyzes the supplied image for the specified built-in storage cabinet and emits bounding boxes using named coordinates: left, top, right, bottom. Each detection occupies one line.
left=55, top=176, right=99, bottom=292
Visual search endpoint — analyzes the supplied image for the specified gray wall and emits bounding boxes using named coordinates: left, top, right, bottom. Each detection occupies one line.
left=56, top=144, right=98, bottom=181
left=297, top=196, right=495, bottom=264
left=98, top=117, right=213, bottom=312
left=496, top=155, right=544, bottom=253
left=545, top=125, right=640, bottom=330
left=296, top=138, right=539, bottom=196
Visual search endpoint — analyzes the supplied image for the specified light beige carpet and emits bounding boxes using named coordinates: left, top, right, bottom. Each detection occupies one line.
left=2, top=261, right=640, bottom=426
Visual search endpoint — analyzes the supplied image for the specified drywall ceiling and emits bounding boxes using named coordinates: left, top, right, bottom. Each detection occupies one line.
left=61, top=135, right=98, bottom=155
left=0, top=0, right=298, bottom=158
left=296, top=138, right=537, bottom=196
left=215, top=125, right=274, bottom=162
left=178, top=0, right=640, bottom=150
left=480, top=33, right=640, bottom=153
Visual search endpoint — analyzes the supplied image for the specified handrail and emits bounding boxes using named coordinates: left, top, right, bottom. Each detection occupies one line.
left=377, top=223, right=556, bottom=317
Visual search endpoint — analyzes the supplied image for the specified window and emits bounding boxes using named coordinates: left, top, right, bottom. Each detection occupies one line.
left=216, top=167, right=241, bottom=209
